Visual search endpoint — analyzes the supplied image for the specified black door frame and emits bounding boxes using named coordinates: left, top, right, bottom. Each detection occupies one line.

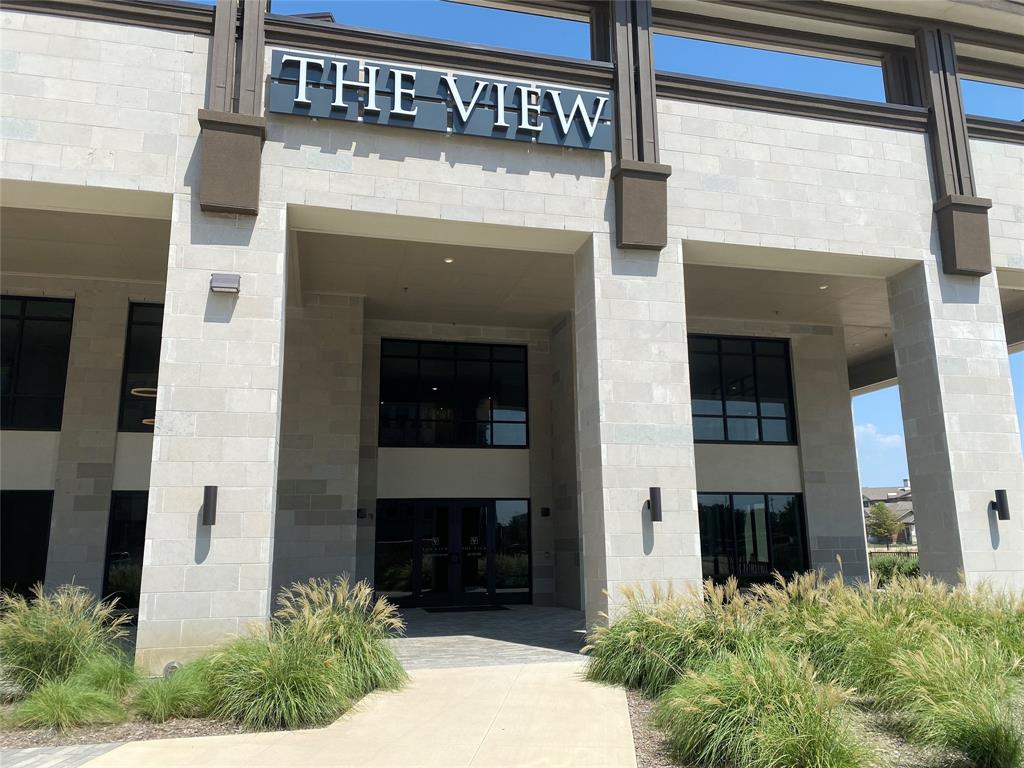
left=375, top=497, right=532, bottom=607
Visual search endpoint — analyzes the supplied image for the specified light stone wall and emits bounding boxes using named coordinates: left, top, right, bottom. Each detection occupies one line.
left=136, top=195, right=288, bottom=672
left=659, top=99, right=934, bottom=261
left=888, top=260, right=1024, bottom=588
left=971, top=139, right=1024, bottom=270
left=687, top=316, right=868, bottom=581
left=0, top=432, right=60, bottom=490
left=356, top=319, right=557, bottom=605
left=2, top=274, right=162, bottom=594
left=573, top=236, right=701, bottom=622
left=272, top=293, right=364, bottom=594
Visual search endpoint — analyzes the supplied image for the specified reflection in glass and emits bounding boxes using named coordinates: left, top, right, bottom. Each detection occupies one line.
left=495, top=500, right=530, bottom=593
left=103, top=492, right=148, bottom=610
left=698, top=494, right=732, bottom=580
left=733, top=495, right=770, bottom=581
left=373, top=502, right=415, bottom=600
left=118, top=304, right=163, bottom=432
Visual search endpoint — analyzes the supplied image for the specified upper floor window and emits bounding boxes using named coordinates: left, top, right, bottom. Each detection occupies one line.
left=1, top=296, right=74, bottom=431
left=118, top=303, right=163, bottom=432
left=379, top=339, right=528, bottom=448
left=689, top=335, right=795, bottom=444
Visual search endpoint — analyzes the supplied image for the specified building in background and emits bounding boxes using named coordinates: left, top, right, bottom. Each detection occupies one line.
left=863, top=482, right=916, bottom=547
left=1, top=0, right=1022, bottom=672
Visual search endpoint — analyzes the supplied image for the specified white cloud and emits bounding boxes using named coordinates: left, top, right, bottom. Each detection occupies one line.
left=855, top=422, right=904, bottom=448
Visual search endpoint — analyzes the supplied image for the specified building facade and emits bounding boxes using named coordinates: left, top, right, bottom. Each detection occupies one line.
left=1, top=0, right=1022, bottom=673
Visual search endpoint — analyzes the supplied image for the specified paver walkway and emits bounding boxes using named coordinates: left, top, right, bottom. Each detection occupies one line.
left=75, top=661, right=635, bottom=768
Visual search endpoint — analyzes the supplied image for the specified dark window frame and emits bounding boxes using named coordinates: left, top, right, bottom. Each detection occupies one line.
left=697, top=491, right=810, bottom=585
left=1, top=295, right=75, bottom=431
left=117, top=302, right=163, bottom=433
left=689, top=333, right=798, bottom=446
left=378, top=338, right=530, bottom=449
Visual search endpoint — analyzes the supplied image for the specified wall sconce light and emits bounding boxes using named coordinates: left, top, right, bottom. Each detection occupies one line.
left=648, top=487, right=663, bottom=522
left=356, top=508, right=367, bottom=519
left=210, top=273, right=240, bottom=294
left=203, top=485, right=217, bottom=525
left=994, top=489, right=1011, bottom=521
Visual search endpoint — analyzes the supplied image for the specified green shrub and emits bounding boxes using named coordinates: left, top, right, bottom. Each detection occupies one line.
left=881, top=634, right=1022, bottom=768
left=0, top=585, right=129, bottom=692
left=585, top=581, right=770, bottom=696
left=205, top=631, right=356, bottom=731
left=69, top=652, right=139, bottom=698
left=7, top=678, right=125, bottom=730
left=133, top=660, right=213, bottom=723
left=653, top=647, right=869, bottom=768
left=870, top=555, right=920, bottom=586
left=274, top=576, right=407, bottom=695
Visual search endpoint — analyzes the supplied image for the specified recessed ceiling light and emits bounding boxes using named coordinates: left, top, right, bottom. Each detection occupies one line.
left=818, top=284, right=829, bottom=290
left=443, top=257, right=454, bottom=264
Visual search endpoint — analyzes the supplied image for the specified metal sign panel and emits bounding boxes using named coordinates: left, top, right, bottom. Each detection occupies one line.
left=268, top=49, right=614, bottom=152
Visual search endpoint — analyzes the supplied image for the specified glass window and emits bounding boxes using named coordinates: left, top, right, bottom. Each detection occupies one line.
left=379, top=339, right=529, bottom=448
left=0, top=490, right=53, bottom=597
left=103, top=492, right=148, bottom=610
left=688, top=335, right=796, bottom=444
left=698, top=493, right=808, bottom=584
left=1, top=297, right=74, bottom=430
left=118, top=304, right=163, bottom=432
left=494, top=500, right=530, bottom=595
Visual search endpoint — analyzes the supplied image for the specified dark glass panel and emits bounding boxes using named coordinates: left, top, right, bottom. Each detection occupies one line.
left=18, top=320, right=71, bottom=397
left=721, top=339, right=752, bottom=355
left=734, top=495, right=770, bottom=582
left=492, top=345, right=526, bottom=362
left=688, top=336, right=717, bottom=353
left=722, top=354, right=756, bottom=417
left=460, top=503, right=489, bottom=596
left=761, top=419, right=791, bottom=443
left=420, top=342, right=455, bottom=358
left=756, top=356, right=790, bottom=418
left=1, top=317, right=19, bottom=395
left=103, top=492, right=148, bottom=609
left=689, top=352, right=723, bottom=416
left=495, top=500, right=529, bottom=593
left=419, top=358, right=456, bottom=421
left=755, top=340, right=785, bottom=357
left=119, top=308, right=163, bottom=432
left=0, top=490, right=53, bottom=597
left=373, top=502, right=415, bottom=601
left=727, top=418, right=759, bottom=441
left=25, top=298, right=74, bottom=319
left=0, top=298, right=19, bottom=317
left=492, top=361, right=527, bottom=423
left=768, top=494, right=806, bottom=576
left=418, top=504, right=451, bottom=596
left=381, top=339, right=418, bottom=357
left=693, top=416, right=725, bottom=441
left=454, top=360, right=491, bottom=424
left=698, top=494, right=733, bottom=580
left=457, top=344, right=490, bottom=360
left=130, top=304, right=164, bottom=324
left=380, top=357, right=418, bottom=411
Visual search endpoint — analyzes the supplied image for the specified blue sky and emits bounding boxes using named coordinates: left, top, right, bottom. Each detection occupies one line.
left=264, top=0, right=1024, bottom=485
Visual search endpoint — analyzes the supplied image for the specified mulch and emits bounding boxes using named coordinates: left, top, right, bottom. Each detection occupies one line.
left=0, top=716, right=245, bottom=749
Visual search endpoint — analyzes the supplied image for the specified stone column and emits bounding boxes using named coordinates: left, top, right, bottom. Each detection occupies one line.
left=888, top=260, right=1024, bottom=588
left=45, top=287, right=130, bottom=595
left=573, top=234, right=701, bottom=625
left=791, top=329, right=869, bottom=581
left=135, top=193, right=288, bottom=673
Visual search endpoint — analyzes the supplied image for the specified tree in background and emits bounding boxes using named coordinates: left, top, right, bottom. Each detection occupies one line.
left=866, top=501, right=904, bottom=547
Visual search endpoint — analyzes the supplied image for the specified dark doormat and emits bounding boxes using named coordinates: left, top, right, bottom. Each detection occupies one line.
left=422, top=605, right=510, bottom=613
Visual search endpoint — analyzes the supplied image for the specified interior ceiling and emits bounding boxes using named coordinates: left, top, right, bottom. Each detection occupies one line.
left=296, top=231, right=574, bottom=328
left=0, top=207, right=170, bottom=284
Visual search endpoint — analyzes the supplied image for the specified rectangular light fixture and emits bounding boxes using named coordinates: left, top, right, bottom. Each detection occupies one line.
left=995, top=489, right=1010, bottom=521
left=649, top=487, right=663, bottom=522
left=203, top=485, right=217, bottom=525
left=210, top=273, right=240, bottom=293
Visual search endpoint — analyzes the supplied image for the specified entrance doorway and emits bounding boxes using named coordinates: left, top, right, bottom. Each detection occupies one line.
left=374, top=498, right=530, bottom=607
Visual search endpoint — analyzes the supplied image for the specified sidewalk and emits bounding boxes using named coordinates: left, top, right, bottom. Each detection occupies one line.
left=47, top=661, right=635, bottom=768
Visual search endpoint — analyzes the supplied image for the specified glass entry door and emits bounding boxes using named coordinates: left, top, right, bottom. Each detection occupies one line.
left=374, top=498, right=530, bottom=607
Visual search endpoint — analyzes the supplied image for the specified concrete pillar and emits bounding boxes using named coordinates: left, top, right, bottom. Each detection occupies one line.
left=888, top=260, right=1024, bottom=588
left=272, top=294, right=364, bottom=593
left=791, top=329, right=869, bottom=581
left=572, top=235, right=701, bottom=625
left=45, top=287, right=130, bottom=595
left=135, top=194, right=288, bottom=672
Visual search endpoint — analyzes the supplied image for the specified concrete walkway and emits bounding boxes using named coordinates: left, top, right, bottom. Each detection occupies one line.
left=76, top=661, right=635, bottom=768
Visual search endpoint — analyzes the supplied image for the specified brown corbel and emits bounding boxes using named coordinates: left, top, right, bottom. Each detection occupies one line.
left=612, top=159, right=672, bottom=250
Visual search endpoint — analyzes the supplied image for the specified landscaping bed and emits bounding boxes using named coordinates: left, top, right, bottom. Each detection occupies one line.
left=592, top=573, right=1023, bottom=768
left=0, top=577, right=407, bottom=746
